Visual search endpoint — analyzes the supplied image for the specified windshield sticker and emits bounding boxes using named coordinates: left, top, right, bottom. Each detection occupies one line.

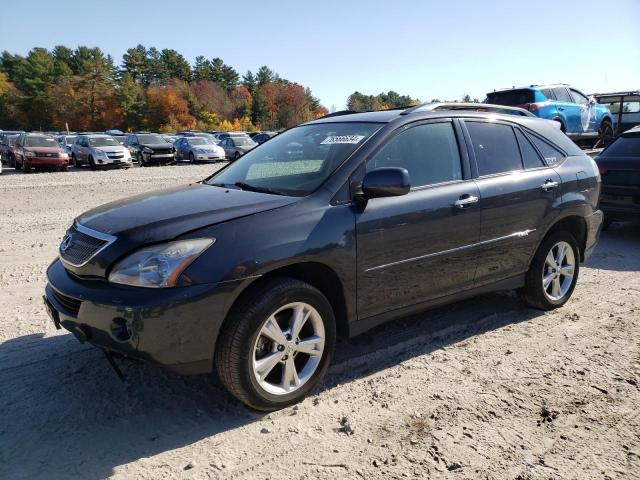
left=320, top=135, right=365, bottom=145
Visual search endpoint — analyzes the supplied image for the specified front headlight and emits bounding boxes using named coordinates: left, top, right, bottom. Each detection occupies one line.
left=108, top=238, right=214, bottom=288
left=143, top=147, right=154, bottom=154
left=94, top=149, right=109, bottom=159
left=24, top=150, right=37, bottom=157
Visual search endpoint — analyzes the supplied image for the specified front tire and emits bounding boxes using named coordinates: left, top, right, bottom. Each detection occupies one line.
left=189, top=152, right=195, bottom=164
left=88, top=156, right=97, bottom=171
left=519, top=231, right=580, bottom=310
left=215, top=277, right=336, bottom=411
left=22, top=157, right=31, bottom=173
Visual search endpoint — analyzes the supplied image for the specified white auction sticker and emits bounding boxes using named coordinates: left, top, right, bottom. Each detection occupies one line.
left=320, top=135, right=365, bottom=145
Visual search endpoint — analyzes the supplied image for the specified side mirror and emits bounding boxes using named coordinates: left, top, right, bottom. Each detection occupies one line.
left=362, top=167, right=410, bottom=199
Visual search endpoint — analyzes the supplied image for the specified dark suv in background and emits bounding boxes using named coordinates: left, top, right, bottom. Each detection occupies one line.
left=124, top=133, right=176, bottom=166
left=44, top=105, right=602, bottom=410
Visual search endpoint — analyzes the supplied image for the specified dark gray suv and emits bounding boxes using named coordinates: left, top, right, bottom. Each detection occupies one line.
left=44, top=104, right=603, bottom=411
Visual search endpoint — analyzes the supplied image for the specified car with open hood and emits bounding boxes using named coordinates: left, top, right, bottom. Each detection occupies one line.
left=44, top=104, right=602, bottom=410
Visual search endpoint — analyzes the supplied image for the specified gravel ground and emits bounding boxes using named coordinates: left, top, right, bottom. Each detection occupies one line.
left=0, top=165, right=639, bottom=480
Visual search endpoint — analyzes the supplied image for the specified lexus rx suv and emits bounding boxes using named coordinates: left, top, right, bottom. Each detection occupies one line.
left=44, top=105, right=602, bottom=410
left=486, top=84, right=614, bottom=147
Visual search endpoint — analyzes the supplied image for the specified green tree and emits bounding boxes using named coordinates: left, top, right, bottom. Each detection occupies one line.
left=122, top=44, right=150, bottom=85
left=161, top=49, right=191, bottom=81
left=192, top=56, right=212, bottom=81
left=256, top=65, right=274, bottom=86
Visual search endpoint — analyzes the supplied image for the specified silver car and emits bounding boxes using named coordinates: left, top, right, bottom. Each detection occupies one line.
left=219, top=134, right=258, bottom=160
left=71, top=134, right=132, bottom=169
left=175, top=136, right=226, bottom=162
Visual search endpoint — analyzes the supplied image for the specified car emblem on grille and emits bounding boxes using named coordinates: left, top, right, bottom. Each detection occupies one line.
left=60, top=233, right=74, bottom=252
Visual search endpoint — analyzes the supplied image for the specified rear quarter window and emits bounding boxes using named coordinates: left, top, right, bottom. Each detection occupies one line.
left=515, top=129, right=545, bottom=169
left=529, top=135, right=565, bottom=165
left=465, top=121, right=523, bottom=176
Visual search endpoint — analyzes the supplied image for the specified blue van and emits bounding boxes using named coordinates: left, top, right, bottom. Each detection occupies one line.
left=486, top=84, right=614, bottom=147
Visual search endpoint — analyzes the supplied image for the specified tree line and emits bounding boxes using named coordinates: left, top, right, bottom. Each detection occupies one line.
left=346, top=91, right=479, bottom=112
left=0, top=45, right=328, bottom=132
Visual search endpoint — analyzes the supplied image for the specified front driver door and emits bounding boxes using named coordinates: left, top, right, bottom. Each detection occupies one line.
left=356, top=120, right=481, bottom=320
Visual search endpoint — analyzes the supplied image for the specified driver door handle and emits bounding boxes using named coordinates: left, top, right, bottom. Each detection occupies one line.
left=541, top=180, right=559, bottom=192
left=454, top=195, right=479, bottom=209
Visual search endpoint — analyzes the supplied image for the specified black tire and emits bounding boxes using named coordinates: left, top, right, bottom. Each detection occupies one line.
left=519, top=230, right=580, bottom=310
left=72, top=154, right=79, bottom=168
left=59, top=166, right=68, bottom=172
left=215, top=277, right=336, bottom=411
left=596, top=120, right=614, bottom=148
left=601, top=217, right=614, bottom=231
left=88, top=156, right=97, bottom=171
left=189, top=152, right=195, bottom=164
left=233, top=152, right=241, bottom=161
left=22, top=157, right=31, bottom=173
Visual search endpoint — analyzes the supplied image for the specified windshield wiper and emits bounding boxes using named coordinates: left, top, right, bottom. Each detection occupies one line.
left=234, top=182, right=284, bottom=196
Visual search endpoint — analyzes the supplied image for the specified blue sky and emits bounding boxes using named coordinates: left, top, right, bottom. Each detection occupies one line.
left=1, top=0, right=638, bottom=109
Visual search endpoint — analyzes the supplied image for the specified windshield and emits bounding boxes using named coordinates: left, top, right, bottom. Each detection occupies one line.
left=232, top=136, right=257, bottom=146
left=602, top=135, right=640, bottom=156
left=7, top=136, right=18, bottom=146
left=207, top=122, right=381, bottom=196
left=89, top=136, right=119, bottom=147
left=137, top=134, right=166, bottom=144
left=65, top=137, right=76, bottom=145
left=24, top=136, right=57, bottom=147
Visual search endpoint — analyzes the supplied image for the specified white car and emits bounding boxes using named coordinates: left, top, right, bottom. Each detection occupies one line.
left=175, top=137, right=226, bottom=162
left=71, top=134, right=132, bottom=169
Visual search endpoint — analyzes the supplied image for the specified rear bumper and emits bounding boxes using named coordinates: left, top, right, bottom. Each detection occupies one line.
left=44, top=259, right=237, bottom=375
left=584, top=209, right=604, bottom=261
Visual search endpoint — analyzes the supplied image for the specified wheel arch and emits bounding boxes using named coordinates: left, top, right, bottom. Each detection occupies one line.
left=540, top=215, right=588, bottom=262
left=224, top=261, right=350, bottom=338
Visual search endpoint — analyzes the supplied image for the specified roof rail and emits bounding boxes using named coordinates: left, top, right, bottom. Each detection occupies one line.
left=401, top=102, right=536, bottom=117
left=320, top=110, right=358, bottom=118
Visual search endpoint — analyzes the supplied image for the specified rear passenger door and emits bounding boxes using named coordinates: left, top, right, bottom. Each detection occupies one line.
left=463, top=120, right=562, bottom=285
left=553, top=86, right=580, bottom=133
left=356, top=120, right=481, bottom=319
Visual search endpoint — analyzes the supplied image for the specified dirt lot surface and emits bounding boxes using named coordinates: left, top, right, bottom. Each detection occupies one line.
left=1, top=165, right=639, bottom=480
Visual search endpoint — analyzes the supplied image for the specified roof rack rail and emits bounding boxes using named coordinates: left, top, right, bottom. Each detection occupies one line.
left=401, top=102, right=536, bottom=117
left=320, top=110, right=358, bottom=118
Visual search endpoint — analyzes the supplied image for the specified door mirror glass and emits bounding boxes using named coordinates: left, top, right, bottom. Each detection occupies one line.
left=362, top=167, right=410, bottom=198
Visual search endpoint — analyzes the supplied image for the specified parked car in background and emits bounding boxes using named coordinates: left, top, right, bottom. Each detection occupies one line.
left=124, top=133, right=176, bottom=166
left=252, top=131, right=278, bottom=144
left=593, top=91, right=640, bottom=135
left=162, top=134, right=179, bottom=144
left=179, top=131, right=220, bottom=144
left=71, top=134, right=132, bottom=169
left=594, top=125, right=640, bottom=228
left=57, top=135, right=76, bottom=157
left=219, top=133, right=257, bottom=160
left=111, top=134, right=127, bottom=145
left=14, top=133, right=69, bottom=172
left=174, top=136, right=226, bottom=162
left=0, top=133, right=20, bottom=168
left=44, top=105, right=602, bottom=410
left=486, top=84, right=614, bottom=147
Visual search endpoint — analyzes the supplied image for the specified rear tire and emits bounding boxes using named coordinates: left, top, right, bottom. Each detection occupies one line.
left=596, top=120, right=614, bottom=148
left=519, top=231, right=580, bottom=310
left=215, top=277, right=336, bottom=411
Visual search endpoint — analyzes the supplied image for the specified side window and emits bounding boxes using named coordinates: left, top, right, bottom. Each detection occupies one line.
left=553, top=87, right=573, bottom=103
left=622, top=101, right=640, bottom=113
left=368, top=122, right=462, bottom=188
left=515, top=129, right=544, bottom=169
left=540, top=88, right=555, bottom=100
left=570, top=89, right=588, bottom=105
left=465, top=121, right=522, bottom=176
left=529, top=135, right=565, bottom=166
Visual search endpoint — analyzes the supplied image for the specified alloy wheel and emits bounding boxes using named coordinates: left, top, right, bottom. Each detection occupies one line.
left=252, top=302, right=325, bottom=396
left=542, top=241, right=575, bottom=301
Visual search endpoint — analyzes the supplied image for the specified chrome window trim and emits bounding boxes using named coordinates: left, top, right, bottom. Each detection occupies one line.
left=59, top=222, right=117, bottom=268
left=365, top=229, right=536, bottom=272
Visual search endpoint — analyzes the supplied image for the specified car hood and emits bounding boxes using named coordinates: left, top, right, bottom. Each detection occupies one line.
left=140, top=142, right=173, bottom=150
left=94, top=146, right=127, bottom=153
left=29, top=147, right=63, bottom=154
left=76, top=182, right=298, bottom=242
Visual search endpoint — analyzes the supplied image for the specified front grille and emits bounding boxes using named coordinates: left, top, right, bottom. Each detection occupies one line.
left=151, top=148, right=172, bottom=155
left=59, top=224, right=115, bottom=267
left=52, top=289, right=81, bottom=315
left=107, top=153, right=124, bottom=159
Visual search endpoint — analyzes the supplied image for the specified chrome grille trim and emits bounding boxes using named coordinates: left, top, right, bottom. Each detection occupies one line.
left=59, top=222, right=117, bottom=268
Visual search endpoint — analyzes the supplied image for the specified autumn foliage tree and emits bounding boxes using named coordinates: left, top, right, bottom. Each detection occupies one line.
left=0, top=45, right=327, bottom=132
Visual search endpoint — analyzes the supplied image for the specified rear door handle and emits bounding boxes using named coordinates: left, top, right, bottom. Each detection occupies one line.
left=454, top=195, right=479, bottom=209
left=558, top=107, right=564, bottom=111
left=541, top=180, right=559, bottom=191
